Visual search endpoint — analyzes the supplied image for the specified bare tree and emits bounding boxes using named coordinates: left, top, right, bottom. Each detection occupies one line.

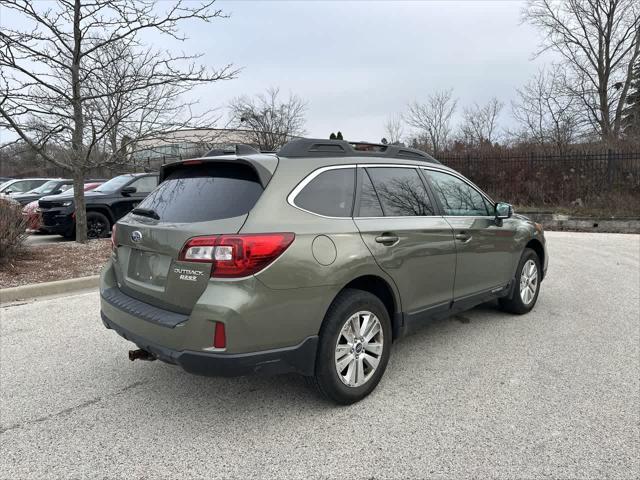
left=405, top=89, right=457, bottom=154
left=511, top=67, right=580, bottom=149
left=84, top=39, right=225, bottom=168
left=459, top=97, right=504, bottom=146
left=383, top=114, right=404, bottom=144
left=228, top=87, right=307, bottom=151
left=0, top=0, right=237, bottom=242
left=524, top=0, right=640, bottom=141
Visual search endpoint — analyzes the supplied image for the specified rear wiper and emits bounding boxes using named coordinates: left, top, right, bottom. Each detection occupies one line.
left=131, top=207, right=160, bottom=220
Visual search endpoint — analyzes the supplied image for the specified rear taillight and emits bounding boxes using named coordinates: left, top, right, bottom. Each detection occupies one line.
left=179, top=233, right=295, bottom=278
left=111, top=224, right=117, bottom=250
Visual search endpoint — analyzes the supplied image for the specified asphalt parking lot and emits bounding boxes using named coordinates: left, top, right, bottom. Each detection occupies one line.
left=1, top=231, right=638, bottom=479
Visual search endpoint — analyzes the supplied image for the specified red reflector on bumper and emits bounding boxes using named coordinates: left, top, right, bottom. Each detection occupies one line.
left=214, top=322, right=226, bottom=349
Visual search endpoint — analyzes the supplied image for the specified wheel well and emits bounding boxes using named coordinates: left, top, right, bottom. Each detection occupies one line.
left=86, top=207, right=114, bottom=225
left=526, top=239, right=545, bottom=279
left=341, top=275, right=400, bottom=338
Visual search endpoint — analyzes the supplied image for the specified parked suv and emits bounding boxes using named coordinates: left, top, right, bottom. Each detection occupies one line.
left=39, top=173, right=158, bottom=238
left=100, top=139, right=548, bottom=404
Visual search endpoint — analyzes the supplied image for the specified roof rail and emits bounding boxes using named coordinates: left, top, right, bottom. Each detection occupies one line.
left=277, top=138, right=439, bottom=163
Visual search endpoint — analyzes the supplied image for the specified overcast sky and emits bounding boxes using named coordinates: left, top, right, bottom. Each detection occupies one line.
left=0, top=0, right=554, bottom=144
left=194, top=0, right=551, bottom=141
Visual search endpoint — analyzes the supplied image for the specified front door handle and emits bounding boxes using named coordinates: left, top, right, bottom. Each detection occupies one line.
left=375, top=235, right=399, bottom=246
left=455, top=232, right=472, bottom=242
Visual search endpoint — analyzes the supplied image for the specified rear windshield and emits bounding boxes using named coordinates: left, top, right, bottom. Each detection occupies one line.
left=135, top=163, right=263, bottom=223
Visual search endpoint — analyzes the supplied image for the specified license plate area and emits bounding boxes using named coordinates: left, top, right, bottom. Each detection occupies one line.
left=127, top=249, right=171, bottom=288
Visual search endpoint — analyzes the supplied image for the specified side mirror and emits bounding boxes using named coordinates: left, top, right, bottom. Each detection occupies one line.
left=121, top=186, right=137, bottom=196
left=495, top=202, right=513, bottom=220
left=50, top=189, right=62, bottom=196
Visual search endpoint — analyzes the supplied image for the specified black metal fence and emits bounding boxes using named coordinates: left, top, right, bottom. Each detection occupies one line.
left=438, top=151, right=640, bottom=213
left=2, top=149, right=639, bottom=214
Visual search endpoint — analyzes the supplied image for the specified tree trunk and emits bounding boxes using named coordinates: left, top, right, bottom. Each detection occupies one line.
left=72, top=170, right=87, bottom=242
left=71, top=0, right=86, bottom=243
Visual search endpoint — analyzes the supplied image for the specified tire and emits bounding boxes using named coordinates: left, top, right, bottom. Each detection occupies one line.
left=499, top=248, right=541, bottom=314
left=308, top=288, right=392, bottom=405
left=86, top=211, right=111, bottom=239
left=62, top=226, right=76, bottom=240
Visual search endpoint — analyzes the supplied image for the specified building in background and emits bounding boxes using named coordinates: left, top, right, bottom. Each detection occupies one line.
left=132, top=128, right=256, bottom=165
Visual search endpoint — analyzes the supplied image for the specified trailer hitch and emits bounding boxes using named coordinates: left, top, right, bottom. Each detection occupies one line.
left=128, top=349, right=156, bottom=361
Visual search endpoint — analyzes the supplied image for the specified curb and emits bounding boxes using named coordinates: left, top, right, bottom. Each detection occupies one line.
left=0, top=275, right=99, bottom=304
left=522, top=213, right=640, bottom=234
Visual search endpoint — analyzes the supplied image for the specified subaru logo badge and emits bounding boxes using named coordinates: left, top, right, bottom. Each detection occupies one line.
left=131, top=231, right=143, bottom=243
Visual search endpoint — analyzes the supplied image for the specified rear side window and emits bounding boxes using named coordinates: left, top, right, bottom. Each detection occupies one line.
left=294, top=168, right=355, bottom=217
left=366, top=167, right=435, bottom=216
left=135, top=164, right=263, bottom=222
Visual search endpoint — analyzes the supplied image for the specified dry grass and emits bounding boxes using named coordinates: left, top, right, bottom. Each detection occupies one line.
left=0, top=239, right=111, bottom=288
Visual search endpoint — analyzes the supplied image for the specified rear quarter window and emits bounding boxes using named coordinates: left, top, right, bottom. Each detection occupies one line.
left=135, top=163, right=263, bottom=222
left=294, top=168, right=355, bottom=217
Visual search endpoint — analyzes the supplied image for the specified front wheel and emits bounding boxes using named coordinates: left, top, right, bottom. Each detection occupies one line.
left=86, top=211, right=111, bottom=239
left=309, top=289, right=392, bottom=404
left=499, top=248, right=541, bottom=314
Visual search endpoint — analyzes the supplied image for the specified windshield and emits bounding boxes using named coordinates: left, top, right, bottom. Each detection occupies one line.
left=1, top=180, right=29, bottom=193
left=29, top=180, right=61, bottom=194
left=93, top=175, right=132, bottom=193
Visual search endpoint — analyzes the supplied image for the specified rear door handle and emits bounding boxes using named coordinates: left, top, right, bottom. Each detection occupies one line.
left=455, top=232, right=472, bottom=242
left=375, top=235, right=399, bottom=246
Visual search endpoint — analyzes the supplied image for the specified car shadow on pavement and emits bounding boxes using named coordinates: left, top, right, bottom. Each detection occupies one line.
left=112, top=302, right=513, bottom=413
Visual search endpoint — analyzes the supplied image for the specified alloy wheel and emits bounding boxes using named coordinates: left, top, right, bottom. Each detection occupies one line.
left=519, top=259, right=538, bottom=305
left=334, top=311, right=384, bottom=388
left=87, top=218, right=108, bottom=239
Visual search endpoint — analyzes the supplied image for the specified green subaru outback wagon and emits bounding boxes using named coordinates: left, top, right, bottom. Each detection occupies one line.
left=100, top=138, right=548, bottom=404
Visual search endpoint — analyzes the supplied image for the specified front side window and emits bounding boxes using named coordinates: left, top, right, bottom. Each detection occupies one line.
left=129, top=176, right=158, bottom=194
left=295, top=168, right=355, bottom=217
left=427, top=170, right=490, bottom=216
left=366, top=167, right=435, bottom=216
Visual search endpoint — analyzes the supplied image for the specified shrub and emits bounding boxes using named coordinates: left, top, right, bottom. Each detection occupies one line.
left=0, top=196, right=27, bottom=264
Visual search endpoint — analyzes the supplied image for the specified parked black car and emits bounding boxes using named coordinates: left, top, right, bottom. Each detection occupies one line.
left=39, top=173, right=159, bottom=238
left=11, top=178, right=75, bottom=205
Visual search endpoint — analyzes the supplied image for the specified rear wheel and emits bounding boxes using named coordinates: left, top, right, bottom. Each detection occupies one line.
left=499, top=248, right=541, bottom=314
left=309, top=289, right=392, bottom=404
left=86, top=211, right=111, bottom=239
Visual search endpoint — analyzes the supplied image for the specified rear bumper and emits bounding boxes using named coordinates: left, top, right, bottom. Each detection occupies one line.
left=101, top=311, right=318, bottom=377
